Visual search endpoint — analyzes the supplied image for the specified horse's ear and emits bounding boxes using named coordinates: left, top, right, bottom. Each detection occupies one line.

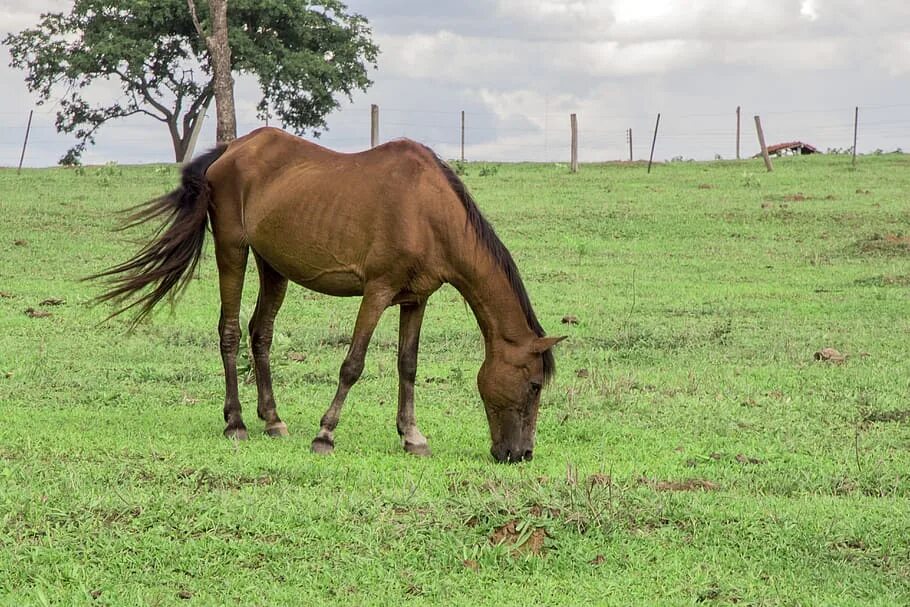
left=531, top=336, right=567, bottom=354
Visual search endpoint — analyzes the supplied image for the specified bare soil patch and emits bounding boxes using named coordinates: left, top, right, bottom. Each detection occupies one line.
left=854, top=274, right=910, bottom=287
left=639, top=477, right=720, bottom=492
left=855, top=233, right=910, bottom=256
left=862, top=409, right=910, bottom=424
left=24, top=308, right=52, bottom=318
left=489, top=520, right=547, bottom=556
left=814, top=347, right=846, bottom=364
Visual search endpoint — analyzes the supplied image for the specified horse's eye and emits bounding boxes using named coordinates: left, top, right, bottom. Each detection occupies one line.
left=530, top=382, right=542, bottom=394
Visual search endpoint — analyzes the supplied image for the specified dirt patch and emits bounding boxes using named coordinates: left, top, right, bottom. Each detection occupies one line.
left=854, top=274, right=910, bottom=287
left=177, top=468, right=274, bottom=491
left=177, top=590, right=193, bottom=600
left=462, top=559, right=479, bottom=571
left=590, top=554, right=606, bottom=565
left=0, top=292, right=13, bottom=299
left=735, top=454, right=765, bottom=465
left=576, top=368, right=590, bottom=378
left=862, top=409, right=910, bottom=423
left=697, top=183, right=714, bottom=190
left=39, top=298, right=65, bottom=306
left=784, top=193, right=808, bottom=202
left=686, top=452, right=762, bottom=467
left=561, top=314, right=579, bottom=325
left=814, top=347, right=846, bottom=364
left=588, top=473, right=612, bottom=487
left=489, top=520, right=547, bottom=556
left=13, top=239, right=28, bottom=246
left=98, top=506, right=143, bottom=526
left=639, top=477, right=720, bottom=492
left=286, top=351, right=307, bottom=362
left=24, top=308, right=52, bottom=318
left=855, top=233, right=910, bottom=256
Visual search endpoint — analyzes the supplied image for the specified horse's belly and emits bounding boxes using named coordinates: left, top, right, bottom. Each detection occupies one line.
left=294, top=270, right=364, bottom=297
left=254, top=247, right=364, bottom=297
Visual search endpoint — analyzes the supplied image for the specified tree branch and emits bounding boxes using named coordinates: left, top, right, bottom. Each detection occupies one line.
left=186, top=0, right=206, bottom=39
left=135, top=73, right=174, bottom=120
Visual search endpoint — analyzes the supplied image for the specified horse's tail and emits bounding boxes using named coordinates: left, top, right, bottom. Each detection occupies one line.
left=89, top=144, right=228, bottom=325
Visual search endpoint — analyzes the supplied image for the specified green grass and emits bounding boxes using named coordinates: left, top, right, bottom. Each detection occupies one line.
left=1, top=154, right=909, bottom=605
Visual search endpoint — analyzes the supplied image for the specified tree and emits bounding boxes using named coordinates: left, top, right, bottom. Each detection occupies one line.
left=188, top=0, right=236, bottom=144
left=4, top=0, right=379, bottom=164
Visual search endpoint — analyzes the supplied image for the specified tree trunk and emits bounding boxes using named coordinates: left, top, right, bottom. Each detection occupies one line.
left=167, top=118, right=190, bottom=162
left=207, top=0, right=236, bottom=144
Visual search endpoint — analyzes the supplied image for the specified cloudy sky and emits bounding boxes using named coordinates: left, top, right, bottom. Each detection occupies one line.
left=2, top=0, right=909, bottom=166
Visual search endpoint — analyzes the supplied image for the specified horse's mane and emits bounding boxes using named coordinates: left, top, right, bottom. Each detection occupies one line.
left=423, top=147, right=555, bottom=384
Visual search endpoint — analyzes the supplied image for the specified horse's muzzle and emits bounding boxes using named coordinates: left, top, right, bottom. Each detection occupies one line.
left=490, top=444, right=533, bottom=464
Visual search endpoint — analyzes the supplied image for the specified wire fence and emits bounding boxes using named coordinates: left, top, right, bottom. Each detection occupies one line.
left=2, top=101, right=909, bottom=168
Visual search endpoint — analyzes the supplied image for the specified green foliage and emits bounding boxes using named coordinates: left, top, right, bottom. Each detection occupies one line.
left=478, top=164, right=499, bottom=177
left=4, top=0, right=378, bottom=164
left=2, top=155, right=910, bottom=604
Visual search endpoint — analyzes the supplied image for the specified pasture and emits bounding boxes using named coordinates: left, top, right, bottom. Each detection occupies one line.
left=1, top=154, right=909, bottom=605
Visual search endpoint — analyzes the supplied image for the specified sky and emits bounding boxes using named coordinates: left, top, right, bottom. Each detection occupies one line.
left=1, top=0, right=909, bottom=166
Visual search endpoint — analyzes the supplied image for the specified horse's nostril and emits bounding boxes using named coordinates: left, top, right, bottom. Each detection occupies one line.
left=523, top=450, right=533, bottom=461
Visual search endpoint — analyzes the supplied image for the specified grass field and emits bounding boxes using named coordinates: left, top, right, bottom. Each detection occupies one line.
left=1, top=153, right=909, bottom=605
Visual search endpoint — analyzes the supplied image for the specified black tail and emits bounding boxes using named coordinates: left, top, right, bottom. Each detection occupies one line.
left=89, top=145, right=228, bottom=325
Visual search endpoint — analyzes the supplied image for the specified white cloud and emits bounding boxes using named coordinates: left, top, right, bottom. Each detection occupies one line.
left=2, top=0, right=909, bottom=164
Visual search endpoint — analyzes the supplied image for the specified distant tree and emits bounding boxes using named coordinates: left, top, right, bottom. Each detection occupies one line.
left=4, top=0, right=378, bottom=164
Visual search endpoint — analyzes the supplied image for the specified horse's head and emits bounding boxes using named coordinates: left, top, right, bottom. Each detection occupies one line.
left=477, top=335, right=565, bottom=463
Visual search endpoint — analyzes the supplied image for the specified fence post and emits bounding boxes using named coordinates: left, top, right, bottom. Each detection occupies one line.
left=570, top=113, right=578, bottom=173
left=736, top=105, right=741, bottom=160
left=627, top=128, right=633, bottom=161
left=647, top=113, right=660, bottom=174
left=17, top=110, right=33, bottom=174
left=461, top=110, right=465, bottom=162
left=754, top=115, right=773, bottom=172
left=371, top=104, right=379, bottom=148
left=852, top=106, right=859, bottom=165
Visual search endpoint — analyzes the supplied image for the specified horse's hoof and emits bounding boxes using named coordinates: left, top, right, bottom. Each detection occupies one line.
left=404, top=442, right=432, bottom=457
left=224, top=426, right=248, bottom=441
left=265, top=422, right=289, bottom=437
left=311, top=437, right=334, bottom=455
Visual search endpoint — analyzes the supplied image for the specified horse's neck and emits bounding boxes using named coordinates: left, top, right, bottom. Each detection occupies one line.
left=448, top=247, right=535, bottom=349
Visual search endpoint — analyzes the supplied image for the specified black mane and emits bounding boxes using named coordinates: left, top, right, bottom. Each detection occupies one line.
left=425, top=147, right=556, bottom=383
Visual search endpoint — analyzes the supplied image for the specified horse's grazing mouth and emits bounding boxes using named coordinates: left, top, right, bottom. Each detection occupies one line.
left=90, top=127, right=565, bottom=462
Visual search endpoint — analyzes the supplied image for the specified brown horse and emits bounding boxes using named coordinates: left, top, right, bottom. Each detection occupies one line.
left=93, top=127, right=564, bottom=462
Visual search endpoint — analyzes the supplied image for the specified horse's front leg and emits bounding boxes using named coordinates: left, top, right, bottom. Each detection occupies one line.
left=311, top=286, right=393, bottom=454
left=397, top=301, right=430, bottom=456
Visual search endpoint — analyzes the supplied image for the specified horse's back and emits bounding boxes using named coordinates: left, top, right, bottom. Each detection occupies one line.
left=206, top=128, right=455, bottom=298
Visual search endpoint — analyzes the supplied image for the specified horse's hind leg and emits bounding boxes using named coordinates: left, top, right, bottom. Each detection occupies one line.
left=397, top=301, right=431, bottom=456
left=217, top=242, right=250, bottom=439
left=249, top=253, right=289, bottom=436
left=312, top=286, right=393, bottom=454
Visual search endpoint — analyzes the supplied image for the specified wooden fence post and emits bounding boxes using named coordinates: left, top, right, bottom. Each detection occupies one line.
left=852, top=106, right=859, bottom=165
left=371, top=104, right=379, bottom=148
left=736, top=106, right=741, bottom=160
left=570, top=113, right=578, bottom=173
left=17, top=110, right=33, bottom=174
left=461, top=110, right=465, bottom=162
left=647, top=113, right=660, bottom=174
left=754, top=115, right=773, bottom=172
